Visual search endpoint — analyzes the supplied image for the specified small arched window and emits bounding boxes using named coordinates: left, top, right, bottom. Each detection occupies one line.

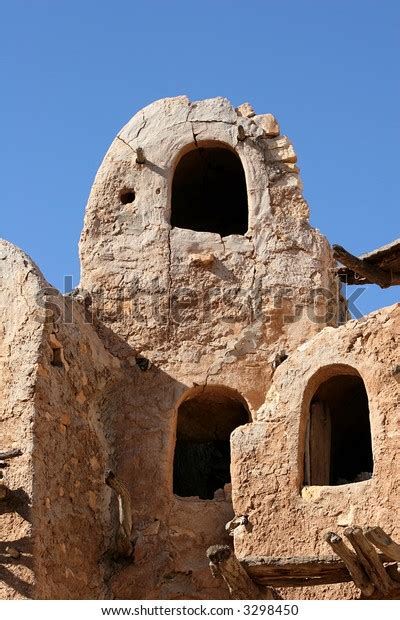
left=304, top=371, right=373, bottom=486
left=173, top=386, right=249, bottom=500
left=171, top=145, right=248, bottom=236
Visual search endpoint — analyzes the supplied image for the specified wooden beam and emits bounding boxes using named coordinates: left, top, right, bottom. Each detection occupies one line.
left=386, top=563, right=400, bottom=584
left=105, top=471, right=133, bottom=557
left=365, top=527, right=400, bottom=562
left=0, top=449, right=22, bottom=460
left=309, top=402, right=331, bottom=485
left=249, top=575, right=347, bottom=587
left=333, top=245, right=399, bottom=288
left=243, top=555, right=351, bottom=587
left=207, top=545, right=278, bottom=600
left=136, top=147, right=146, bottom=164
left=344, top=527, right=393, bottom=595
left=324, top=531, right=374, bottom=597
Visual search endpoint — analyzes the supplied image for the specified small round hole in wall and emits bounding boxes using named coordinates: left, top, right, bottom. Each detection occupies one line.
left=119, top=189, right=135, bottom=205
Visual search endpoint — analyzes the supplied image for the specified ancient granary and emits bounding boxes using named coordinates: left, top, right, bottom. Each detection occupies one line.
left=0, top=96, right=399, bottom=600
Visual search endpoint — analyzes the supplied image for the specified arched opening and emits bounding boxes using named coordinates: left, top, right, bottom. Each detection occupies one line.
left=304, top=372, right=373, bottom=486
left=173, top=386, right=249, bottom=500
left=171, top=145, right=248, bottom=236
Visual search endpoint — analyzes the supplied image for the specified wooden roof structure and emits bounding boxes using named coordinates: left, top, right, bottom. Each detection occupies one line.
left=334, top=239, right=400, bottom=288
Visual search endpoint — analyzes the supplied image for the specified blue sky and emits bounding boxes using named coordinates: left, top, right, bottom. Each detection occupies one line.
left=1, top=0, right=399, bottom=315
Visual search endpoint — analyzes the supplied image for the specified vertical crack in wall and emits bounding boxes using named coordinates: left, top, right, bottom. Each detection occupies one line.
left=190, top=122, right=199, bottom=148
left=135, top=112, right=147, bottom=140
left=201, top=236, right=261, bottom=386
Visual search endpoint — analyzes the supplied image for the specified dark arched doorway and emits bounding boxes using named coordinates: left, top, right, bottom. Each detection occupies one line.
left=173, top=386, right=249, bottom=499
left=304, top=372, right=373, bottom=486
left=171, top=145, right=248, bottom=236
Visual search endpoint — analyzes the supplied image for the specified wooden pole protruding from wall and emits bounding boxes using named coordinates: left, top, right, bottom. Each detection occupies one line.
left=364, top=527, right=400, bottom=562
left=324, top=532, right=374, bottom=597
left=333, top=245, right=400, bottom=288
left=136, top=148, right=146, bottom=164
left=105, top=470, right=133, bottom=558
left=0, top=448, right=22, bottom=460
left=344, top=527, right=393, bottom=596
left=207, top=545, right=279, bottom=600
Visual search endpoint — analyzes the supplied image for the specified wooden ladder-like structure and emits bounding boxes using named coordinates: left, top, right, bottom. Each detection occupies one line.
left=207, top=526, right=400, bottom=599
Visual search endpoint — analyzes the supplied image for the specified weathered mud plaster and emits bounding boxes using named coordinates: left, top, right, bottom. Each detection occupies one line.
left=232, top=303, right=400, bottom=599
left=77, top=96, right=340, bottom=598
left=0, top=239, right=124, bottom=599
left=1, top=97, right=398, bottom=600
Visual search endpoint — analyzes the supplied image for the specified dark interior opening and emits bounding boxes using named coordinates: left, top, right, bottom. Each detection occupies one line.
left=173, top=386, right=249, bottom=500
left=171, top=146, right=248, bottom=236
left=119, top=189, right=135, bottom=204
left=304, top=373, right=373, bottom=486
left=51, top=347, right=64, bottom=368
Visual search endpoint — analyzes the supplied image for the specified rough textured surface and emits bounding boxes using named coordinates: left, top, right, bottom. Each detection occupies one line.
left=32, top=289, right=122, bottom=598
left=0, top=240, right=124, bottom=598
left=232, top=303, right=400, bottom=599
left=77, top=96, right=339, bottom=598
left=80, top=96, right=338, bottom=393
left=0, top=241, right=45, bottom=599
left=1, top=96, right=398, bottom=600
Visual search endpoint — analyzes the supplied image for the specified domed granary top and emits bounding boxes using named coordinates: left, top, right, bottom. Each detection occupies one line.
left=79, top=96, right=337, bottom=371
left=80, top=96, right=305, bottom=251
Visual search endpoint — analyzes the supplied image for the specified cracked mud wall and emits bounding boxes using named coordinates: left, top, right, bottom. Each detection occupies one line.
left=80, top=97, right=338, bottom=378
left=78, top=96, right=340, bottom=599
left=1, top=97, right=397, bottom=601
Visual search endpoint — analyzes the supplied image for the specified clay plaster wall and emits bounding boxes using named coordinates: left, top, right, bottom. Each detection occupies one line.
left=231, top=303, right=400, bottom=599
left=0, top=239, right=234, bottom=600
left=0, top=240, right=125, bottom=599
left=0, top=240, right=46, bottom=598
left=32, top=289, right=123, bottom=598
left=79, top=96, right=339, bottom=384
left=77, top=97, right=341, bottom=599
left=3, top=97, right=396, bottom=601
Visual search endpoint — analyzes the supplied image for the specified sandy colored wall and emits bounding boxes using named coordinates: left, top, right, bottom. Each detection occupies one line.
left=231, top=303, right=400, bottom=599
left=31, top=289, right=124, bottom=598
left=77, top=96, right=341, bottom=599
left=0, top=240, right=47, bottom=598
left=3, top=97, right=396, bottom=601
left=79, top=96, right=339, bottom=379
left=0, top=239, right=125, bottom=599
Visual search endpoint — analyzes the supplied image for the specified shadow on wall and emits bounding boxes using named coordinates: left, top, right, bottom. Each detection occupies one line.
left=0, top=534, right=33, bottom=599
left=0, top=481, right=32, bottom=597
